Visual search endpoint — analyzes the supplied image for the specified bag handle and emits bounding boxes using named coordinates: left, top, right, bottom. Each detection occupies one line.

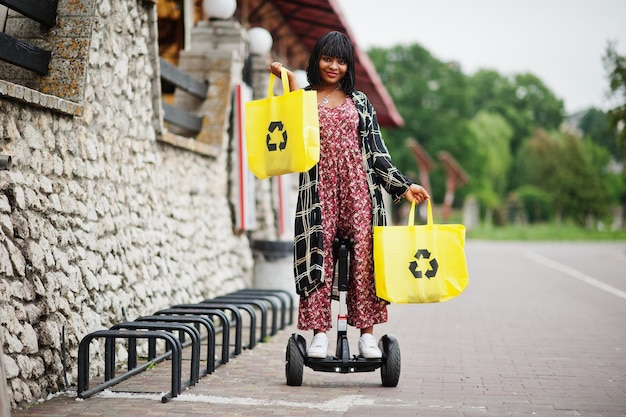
left=407, top=199, right=433, bottom=227
left=267, top=67, right=291, bottom=98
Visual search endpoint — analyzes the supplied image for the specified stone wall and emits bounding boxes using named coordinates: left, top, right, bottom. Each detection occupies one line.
left=0, top=331, right=9, bottom=417
left=0, top=0, right=255, bottom=408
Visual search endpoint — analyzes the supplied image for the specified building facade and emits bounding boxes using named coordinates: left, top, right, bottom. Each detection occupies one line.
left=0, top=0, right=282, bottom=408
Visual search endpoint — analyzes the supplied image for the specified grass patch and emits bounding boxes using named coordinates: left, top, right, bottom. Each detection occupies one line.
left=417, top=206, right=626, bottom=241
left=467, top=223, right=626, bottom=241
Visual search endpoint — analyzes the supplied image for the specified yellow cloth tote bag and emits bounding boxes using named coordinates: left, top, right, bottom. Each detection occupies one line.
left=373, top=199, right=469, bottom=303
left=244, top=68, right=320, bottom=180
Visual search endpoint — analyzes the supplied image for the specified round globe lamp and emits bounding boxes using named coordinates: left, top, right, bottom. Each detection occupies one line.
left=202, top=0, right=236, bottom=20
left=248, top=27, right=273, bottom=55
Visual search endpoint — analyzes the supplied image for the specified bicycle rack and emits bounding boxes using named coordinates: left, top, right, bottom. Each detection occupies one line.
left=136, top=315, right=216, bottom=375
left=216, top=293, right=282, bottom=337
left=78, top=330, right=182, bottom=402
left=206, top=297, right=268, bottom=343
left=154, top=307, right=232, bottom=365
left=76, top=287, right=295, bottom=402
left=108, top=322, right=201, bottom=387
left=229, top=288, right=294, bottom=327
left=191, top=301, right=256, bottom=350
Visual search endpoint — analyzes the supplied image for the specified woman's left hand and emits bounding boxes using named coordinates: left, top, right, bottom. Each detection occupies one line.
left=404, top=184, right=430, bottom=204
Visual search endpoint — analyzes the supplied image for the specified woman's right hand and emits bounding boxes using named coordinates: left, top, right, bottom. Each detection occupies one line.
left=268, top=62, right=300, bottom=90
left=269, top=62, right=284, bottom=77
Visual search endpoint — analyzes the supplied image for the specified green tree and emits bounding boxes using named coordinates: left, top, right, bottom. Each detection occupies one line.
left=583, top=136, right=623, bottom=207
left=603, top=41, right=626, bottom=159
left=467, top=70, right=565, bottom=162
left=552, top=134, right=609, bottom=225
left=366, top=43, right=566, bottom=215
left=368, top=44, right=473, bottom=203
left=513, top=185, right=553, bottom=223
left=603, top=41, right=626, bottom=221
left=578, top=108, right=620, bottom=158
left=466, top=111, right=513, bottom=209
left=514, top=129, right=560, bottom=190
left=514, top=130, right=609, bottom=225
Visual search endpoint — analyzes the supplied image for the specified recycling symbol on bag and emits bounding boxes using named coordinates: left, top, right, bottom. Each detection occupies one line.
left=408, top=249, right=439, bottom=279
left=266, top=121, right=288, bottom=152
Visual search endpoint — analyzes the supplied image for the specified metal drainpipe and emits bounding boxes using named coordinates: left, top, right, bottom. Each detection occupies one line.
left=0, top=155, right=11, bottom=170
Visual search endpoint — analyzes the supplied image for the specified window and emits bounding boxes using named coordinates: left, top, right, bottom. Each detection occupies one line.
left=0, top=0, right=93, bottom=116
left=155, top=0, right=219, bottom=155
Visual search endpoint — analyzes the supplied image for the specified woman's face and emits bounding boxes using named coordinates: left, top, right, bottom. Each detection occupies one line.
left=318, top=55, right=348, bottom=86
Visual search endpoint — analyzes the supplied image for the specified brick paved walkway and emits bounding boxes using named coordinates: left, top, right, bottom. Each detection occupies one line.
left=11, top=241, right=626, bottom=417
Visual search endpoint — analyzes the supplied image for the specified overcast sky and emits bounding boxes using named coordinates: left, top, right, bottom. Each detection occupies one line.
left=335, top=0, right=626, bottom=115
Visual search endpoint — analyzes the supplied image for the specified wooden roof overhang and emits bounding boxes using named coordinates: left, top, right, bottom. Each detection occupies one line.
left=239, top=0, right=404, bottom=127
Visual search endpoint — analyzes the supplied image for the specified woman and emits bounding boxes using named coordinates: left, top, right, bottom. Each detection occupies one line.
left=269, top=31, right=429, bottom=359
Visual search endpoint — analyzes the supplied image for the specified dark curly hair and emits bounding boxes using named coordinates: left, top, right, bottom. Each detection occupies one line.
left=306, top=31, right=355, bottom=95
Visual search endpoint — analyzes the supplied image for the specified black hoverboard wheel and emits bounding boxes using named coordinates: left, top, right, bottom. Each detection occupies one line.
left=380, top=334, right=401, bottom=387
left=285, top=334, right=305, bottom=386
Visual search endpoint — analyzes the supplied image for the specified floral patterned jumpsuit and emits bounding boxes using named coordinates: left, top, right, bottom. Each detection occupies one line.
left=297, top=96, right=388, bottom=331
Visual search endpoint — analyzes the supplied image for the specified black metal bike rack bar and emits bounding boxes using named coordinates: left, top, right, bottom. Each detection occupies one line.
left=153, top=308, right=232, bottom=364
left=208, top=297, right=269, bottom=343
left=109, top=322, right=200, bottom=387
left=192, top=301, right=256, bottom=350
left=136, top=315, right=216, bottom=375
left=160, top=306, right=240, bottom=358
left=78, top=330, right=182, bottom=402
left=230, top=289, right=294, bottom=328
left=218, top=293, right=283, bottom=337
